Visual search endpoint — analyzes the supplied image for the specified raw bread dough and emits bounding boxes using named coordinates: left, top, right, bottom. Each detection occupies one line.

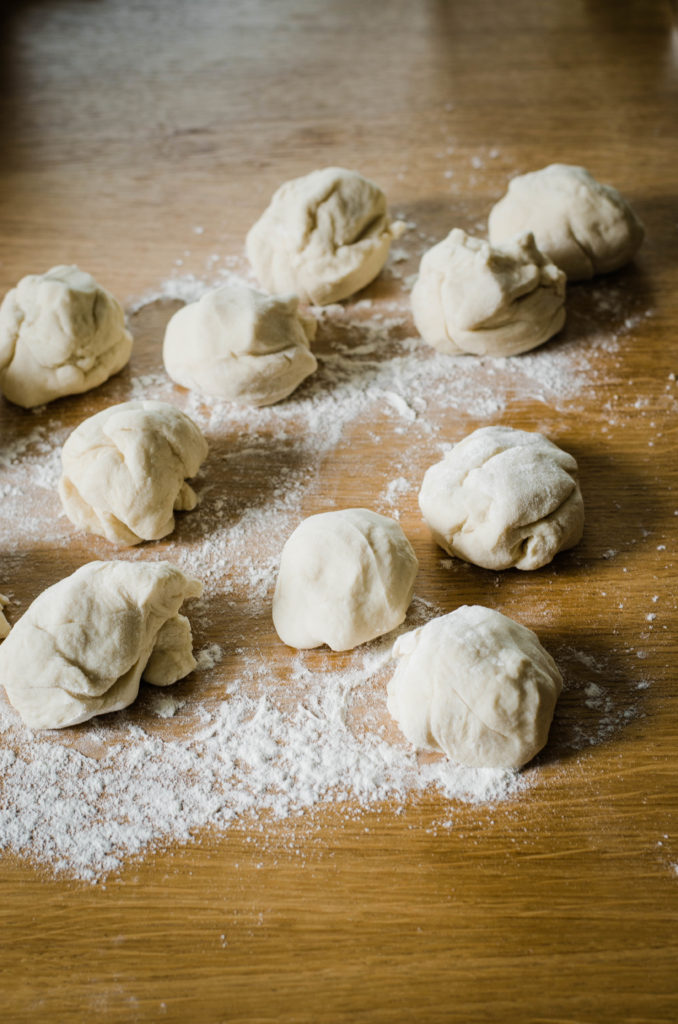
left=163, top=283, right=317, bottom=406
left=411, top=229, right=565, bottom=357
left=419, top=425, right=584, bottom=570
left=488, top=164, right=644, bottom=280
left=273, top=508, right=418, bottom=651
left=0, top=265, right=132, bottom=408
left=246, top=167, right=404, bottom=305
left=59, top=400, right=208, bottom=546
left=0, top=560, right=202, bottom=730
left=0, top=595, right=10, bottom=640
left=387, top=605, right=562, bottom=769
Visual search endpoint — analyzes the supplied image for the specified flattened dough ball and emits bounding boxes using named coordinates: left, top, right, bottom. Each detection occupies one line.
left=0, top=265, right=132, bottom=408
left=419, top=426, right=584, bottom=570
left=59, top=400, right=208, bottom=546
left=411, top=229, right=565, bottom=356
left=246, top=167, right=403, bottom=305
left=387, top=605, right=562, bottom=769
left=488, top=164, right=644, bottom=281
left=0, top=560, right=203, bottom=729
left=273, top=508, right=418, bottom=651
left=163, top=283, right=317, bottom=406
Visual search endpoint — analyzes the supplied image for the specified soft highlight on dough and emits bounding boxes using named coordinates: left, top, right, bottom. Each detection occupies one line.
left=273, top=508, right=418, bottom=652
left=0, top=265, right=132, bottom=408
left=488, top=164, right=644, bottom=280
left=411, top=229, right=566, bottom=357
left=419, top=425, right=584, bottom=570
left=246, top=167, right=404, bottom=305
left=163, top=283, right=317, bottom=406
left=0, top=561, right=203, bottom=730
left=59, top=400, right=208, bottom=546
left=387, top=605, right=562, bottom=769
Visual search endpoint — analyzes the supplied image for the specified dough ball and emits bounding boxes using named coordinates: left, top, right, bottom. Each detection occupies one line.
left=0, top=595, right=10, bottom=640
left=387, top=605, right=562, bottom=769
left=0, top=265, right=132, bottom=408
left=246, top=167, right=403, bottom=305
left=419, top=425, right=584, bottom=570
left=0, top=560, right=203, bottom=730
left=488, top=164, right=644, bottom=281
left=163, top=283, right=317, bottom=406
left=411, top=228, right=565, bottom=357
left=273, top=508, right=418, bottom=651
left=59, top=400, right=208, bottom=546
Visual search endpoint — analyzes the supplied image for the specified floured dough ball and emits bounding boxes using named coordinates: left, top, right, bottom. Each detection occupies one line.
left=0, top=265, right=132, bottom=408
left=488, top=164, right=644, bottom=280
left=273, top=508, right=418, bottom=651
left=0, top=560, right=202, bottom=729
left=387, top=605, right=562, bottom=769
left=59, top=400, right=208, bottom=546
left=419, top=425, right=584, bottom=570
left=0, top=595, right=10, bottom=640
left=163, top=283, right=317, bottom=406
left=411, top=229, right=565, bottom=357
left=246, top=167, right=403, bottom=305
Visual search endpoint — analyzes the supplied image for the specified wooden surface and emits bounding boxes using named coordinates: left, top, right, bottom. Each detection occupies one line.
left=1, top=1, right=678, bottom=1021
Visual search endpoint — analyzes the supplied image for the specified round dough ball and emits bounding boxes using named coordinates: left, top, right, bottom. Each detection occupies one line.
left=246, top=167, right=403, bottom=305
left=163, top=283, right=317, bottom=406
left=0, top=265, right=132, bottom=408
left=0, top=560, right=202, bottom=730
left=387, top=605, right=562, bottom=769
left=411, top=229, right=566, bottom=357
left=59, top=400, right=208, bottom=546
left=419, top=425, right=584, bottom=570
left=488, top=164, right=644, bottom=280
left=273, top=508, right=418, bottom=651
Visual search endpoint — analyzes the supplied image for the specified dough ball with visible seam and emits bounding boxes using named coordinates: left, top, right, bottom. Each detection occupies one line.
left=0, top=265, right=132, bottom=408
left=419, top=425, right=584, bottom=570
left=59, top=400, right=208, bottom=546
left=0, top=560, right=203, bottom=730
left=246, top=167, right=404, bottom=305
left=387, top=604, right=562, bottom=769
left=273, top=508, right=418, bottom=652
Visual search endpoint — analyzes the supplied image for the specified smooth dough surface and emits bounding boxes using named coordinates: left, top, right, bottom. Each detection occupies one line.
left=0, top=265, right=132, bottom=408
left=59, top=400, right=208, bottom=546
left=0, top=560, right=202, bottom=730
left=273, top=508, right=419, bottom=651
left=387, top=605, right=562, bottom=769
left=411, top=229, right=565, bottom=357
left=488, top=164, right=644, bottom=280
left=163, top=283, right=317, bottom=406
left=419, top=425, right=584, bottom=570
left=246, top=167, right=403, bottom=305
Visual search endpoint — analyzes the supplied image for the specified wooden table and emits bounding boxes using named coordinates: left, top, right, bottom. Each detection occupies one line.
left=1, top=1, right=677, bottom=1020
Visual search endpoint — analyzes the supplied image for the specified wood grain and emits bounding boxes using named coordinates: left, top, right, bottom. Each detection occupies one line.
left=1, top=1, right=678, bottom=1021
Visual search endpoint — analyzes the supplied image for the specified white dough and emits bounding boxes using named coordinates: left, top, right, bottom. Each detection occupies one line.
left=411, top=229, right=566, bottom=357
left=0, top=265, right=132, bottom=408
left=419, top=426, right=584, bottom=570
left=387, top=605, right=562, bottom=769
left=163, top=283, right=317, bottom=406
left=59, top=400, right=208, bottom=546
left=0, top=561, right=203, bottom=730
left=488, top=164, right=644, bottom=280
left=273, top=508, right=418, bottom=651
left=246, top=167, right=404, bottom=305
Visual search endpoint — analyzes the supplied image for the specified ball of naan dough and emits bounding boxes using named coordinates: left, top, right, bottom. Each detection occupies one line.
left=387, top=605, right=562, bottom=769
left=163, top=283, right=317, bottom=406
left=273, top=508, right=419, bottom=651
left=246, top=167, right=403, bottom=305
left=59, top=400, right=208, bottom=546
left=488, top=164, right=644, bottom=280
left=419, top=426, right=584, bottom=570
left=411, top=229, right=566, bottom=357
left=0, top=265, right=132, bottom=408
left=0, top=560, right=202, bottom=729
